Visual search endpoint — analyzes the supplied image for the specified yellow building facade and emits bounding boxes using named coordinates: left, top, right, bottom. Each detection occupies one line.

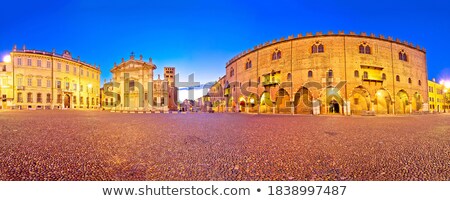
left=209, top=31, right=428, bottom=115
left=428, top=79, right=447, bottom=113
left=1, top=45, right=100, bottom=110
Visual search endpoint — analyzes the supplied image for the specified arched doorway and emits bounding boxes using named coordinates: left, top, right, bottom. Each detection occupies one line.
left=64, top=94, right=71, bottom=108
left=248, top=93, right=258, bottom=113
left=350, top=86, right=371, bottom=115
left=238, top=96, right=246, bottom=112
left=374, top=89, right=391, bottom=114
left=412, top=92, right=423, bottom=112
left=294, top=87, right=313, bottom=114
left=260, top=91, right=272, bottom=113
left=395, top=90, right=409, bottom=114
left=275, top=88, right=291, bottom=114
left=329, top=99, right=340, bottom=114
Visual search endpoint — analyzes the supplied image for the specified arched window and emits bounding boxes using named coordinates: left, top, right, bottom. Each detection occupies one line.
left=46, top=93, right=51, bottom=103
left=272, top=49, right=281, bottom=60
left=245, top=59, right=252, bottom=70
left=408, top=78, right=412, bottom=84
left=308, top=70, right=313, bottom=78
left=359, top=45, right=365, bottom=53
left=312, top=45, right=318, bottom=53
left=354, top=70, right=359, bottom=78
left=328, top=69, right=333, bottom=78
left=399, top=50, right=408, bottom=61
left=418, top=80, right=422, bottom=86
left=396, top=75, right=400, bottom=82
left=318, top=44, right=324, bottom=52
left=312, top=42, right=324, bottom=53
left=363, top=71, right=368, bottom=79
left=230, top=68, right=235, bottom=77
left=287, top=73, right=292, bottom=81
left=359, top=43, right=371, bottom=54
left=365, top=46, right=371, bottom=54
left=382, top=73, right=386, bottom=80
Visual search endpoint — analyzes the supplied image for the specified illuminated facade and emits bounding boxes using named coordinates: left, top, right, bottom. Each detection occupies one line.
left=208, top=31, right=429, bottom=115
left=102, top=54, right=177, bottom=111
left=428, top=79, right=449, bottom=113
left=0, top=45, right=101, bottom=110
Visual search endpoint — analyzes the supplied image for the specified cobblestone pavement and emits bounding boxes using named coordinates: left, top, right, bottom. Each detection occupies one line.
left=0, top=110, right=449, bottom=181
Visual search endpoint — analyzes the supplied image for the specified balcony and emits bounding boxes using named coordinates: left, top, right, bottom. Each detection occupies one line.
left=262, top=78, right=280, bottom=86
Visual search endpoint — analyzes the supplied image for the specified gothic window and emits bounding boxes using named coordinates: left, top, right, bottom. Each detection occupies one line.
left=272, top=49, right=281, bottom=60
left=399, top=50, right=408, bottom=61
left=359, top=42, right=371, bottom=54
left=312, top=42, right=324, bottom=53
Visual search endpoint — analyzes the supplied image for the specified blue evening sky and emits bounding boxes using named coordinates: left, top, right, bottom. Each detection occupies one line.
left=1, top=0, right=449, bottom=99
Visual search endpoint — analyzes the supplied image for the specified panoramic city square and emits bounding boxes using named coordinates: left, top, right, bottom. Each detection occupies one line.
left=0, top=110, right=449, bottom=181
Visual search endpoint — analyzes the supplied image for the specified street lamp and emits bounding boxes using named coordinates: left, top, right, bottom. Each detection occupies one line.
left=88, top=83, right=92, bottom=109
left=2, top=55, right=11, bottom=63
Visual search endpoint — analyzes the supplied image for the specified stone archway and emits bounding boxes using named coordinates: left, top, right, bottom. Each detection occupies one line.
left=260, top=91, right=272, bottom=114
left=350, top=86, right=371, bottom=115
left=294, top=87, right=313, bottom=114
left=248, top=93, right=259, bottom=113
left=412, top=92, right=423, bottom=112
left=374, top=89, right=392, bottom=114
left=395, top=90, right=409, bottom=114
left=275, top=88, right=291, bottom=114
left=329, top=99, right=340, bottom=114
left=238, top=96, right=246, bottom=112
